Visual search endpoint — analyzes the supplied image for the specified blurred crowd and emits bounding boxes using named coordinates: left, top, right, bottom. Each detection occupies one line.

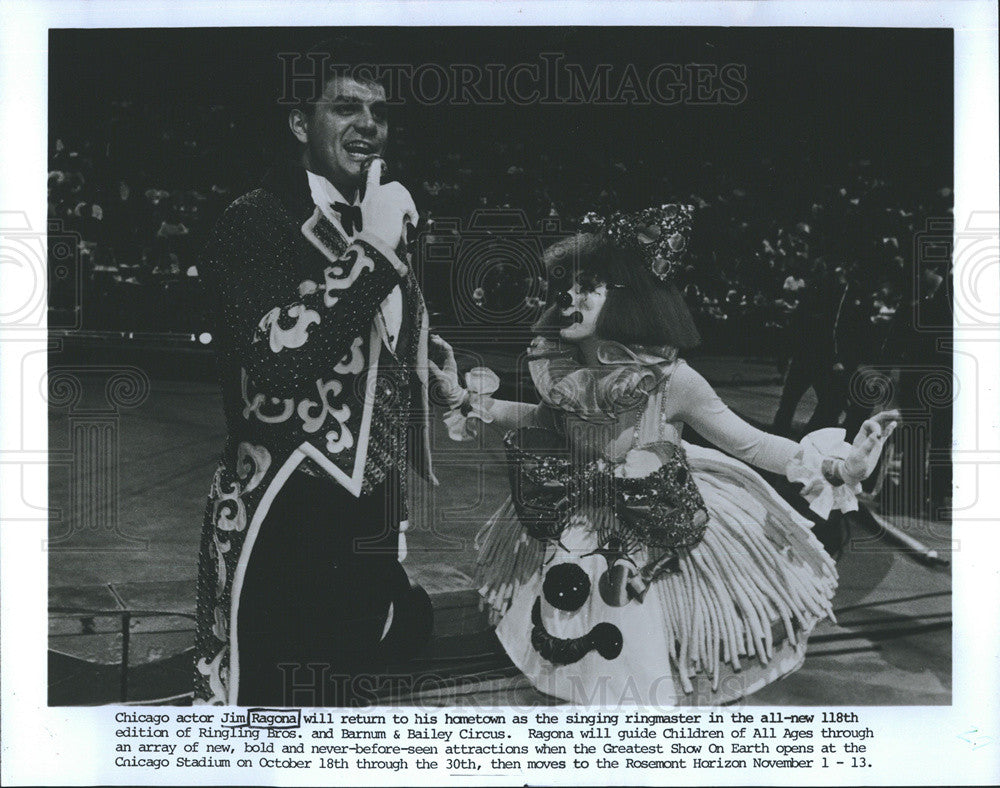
left=47, top=100, right=264, bottom=332
left=48, top=98, right=952, bottom=374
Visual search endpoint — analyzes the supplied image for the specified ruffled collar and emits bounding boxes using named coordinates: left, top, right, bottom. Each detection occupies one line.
left=528, top=336, right=677, bottom=421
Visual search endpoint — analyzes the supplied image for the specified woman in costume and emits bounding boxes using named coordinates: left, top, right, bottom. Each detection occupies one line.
left=429, top=204, right=897, bottom=706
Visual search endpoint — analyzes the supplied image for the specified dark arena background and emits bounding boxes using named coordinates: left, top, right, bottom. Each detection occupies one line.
left=47, top=27, right=953, bottom=705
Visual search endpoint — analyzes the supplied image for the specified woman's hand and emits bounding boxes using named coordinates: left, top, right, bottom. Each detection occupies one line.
left=428, top=334, right=466, bottom=410
left=843, top=409, right=900, bottom=483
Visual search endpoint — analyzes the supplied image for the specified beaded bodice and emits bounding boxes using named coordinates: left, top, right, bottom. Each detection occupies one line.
left=506, top=359, right=708, bottom=553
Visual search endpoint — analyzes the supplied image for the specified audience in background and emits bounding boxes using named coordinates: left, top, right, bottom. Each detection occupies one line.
left=48, top=100, right=950, bottom=362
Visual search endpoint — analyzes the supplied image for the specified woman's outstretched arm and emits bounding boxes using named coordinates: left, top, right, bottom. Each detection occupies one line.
left=670, top=362, right=801, bottom=474
left=669, top=361, right=897, bottom=517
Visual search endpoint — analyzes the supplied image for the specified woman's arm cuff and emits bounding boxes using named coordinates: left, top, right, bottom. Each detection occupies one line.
left=443, top=394, right=496, bottom=441
left=442, top=367, right=500, bottom=441
left=785, top=427, right=862, bottom=519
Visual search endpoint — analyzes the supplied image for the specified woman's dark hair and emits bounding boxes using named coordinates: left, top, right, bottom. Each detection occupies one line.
left=534, top=232, right=701, bottom=349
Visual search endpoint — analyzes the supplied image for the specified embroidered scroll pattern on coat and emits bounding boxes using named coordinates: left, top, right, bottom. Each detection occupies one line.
left=195, top=441, right=272, bottom=705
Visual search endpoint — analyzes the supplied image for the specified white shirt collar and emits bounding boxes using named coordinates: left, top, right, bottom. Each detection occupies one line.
left=306, top=171, right=357, bottom=237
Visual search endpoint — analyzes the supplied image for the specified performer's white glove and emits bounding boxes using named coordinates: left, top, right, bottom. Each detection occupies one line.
left=358, top=158, right=419, bottom=254
left=841, top=409, right=900, bottom=484
left=428, top=334, right=467, bottom=410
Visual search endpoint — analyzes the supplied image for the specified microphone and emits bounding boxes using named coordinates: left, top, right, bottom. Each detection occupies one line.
left=358, top=156, right=388, bottom=202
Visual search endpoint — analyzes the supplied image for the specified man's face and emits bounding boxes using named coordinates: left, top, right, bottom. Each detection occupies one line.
left=295, top=76, right=388, bottom=196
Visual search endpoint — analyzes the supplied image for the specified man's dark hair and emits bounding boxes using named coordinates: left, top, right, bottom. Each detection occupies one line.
left=283, top=37, right=385, bottom=118
left=534, top=233, right=701, bottom=349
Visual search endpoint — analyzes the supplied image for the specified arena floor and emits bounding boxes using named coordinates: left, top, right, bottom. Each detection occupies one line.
left=47, top=353, right=951, bottom=706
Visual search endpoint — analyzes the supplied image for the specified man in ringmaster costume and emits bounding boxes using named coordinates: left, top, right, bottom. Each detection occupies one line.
left=193, top=41, right=436, bottom=706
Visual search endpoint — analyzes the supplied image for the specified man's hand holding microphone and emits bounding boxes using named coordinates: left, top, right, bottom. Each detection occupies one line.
left=357, top=157, right=418, bottom=275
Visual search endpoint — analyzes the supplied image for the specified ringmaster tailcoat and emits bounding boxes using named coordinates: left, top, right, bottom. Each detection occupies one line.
left=192, top=160, right=436, bottom=705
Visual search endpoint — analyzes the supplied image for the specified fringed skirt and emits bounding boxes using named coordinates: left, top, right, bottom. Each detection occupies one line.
left=473, top=442, right=837, bottom=707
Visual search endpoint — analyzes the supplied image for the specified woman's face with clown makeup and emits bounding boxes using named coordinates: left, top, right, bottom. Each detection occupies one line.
left=559, top=274, right=608, bottom=342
